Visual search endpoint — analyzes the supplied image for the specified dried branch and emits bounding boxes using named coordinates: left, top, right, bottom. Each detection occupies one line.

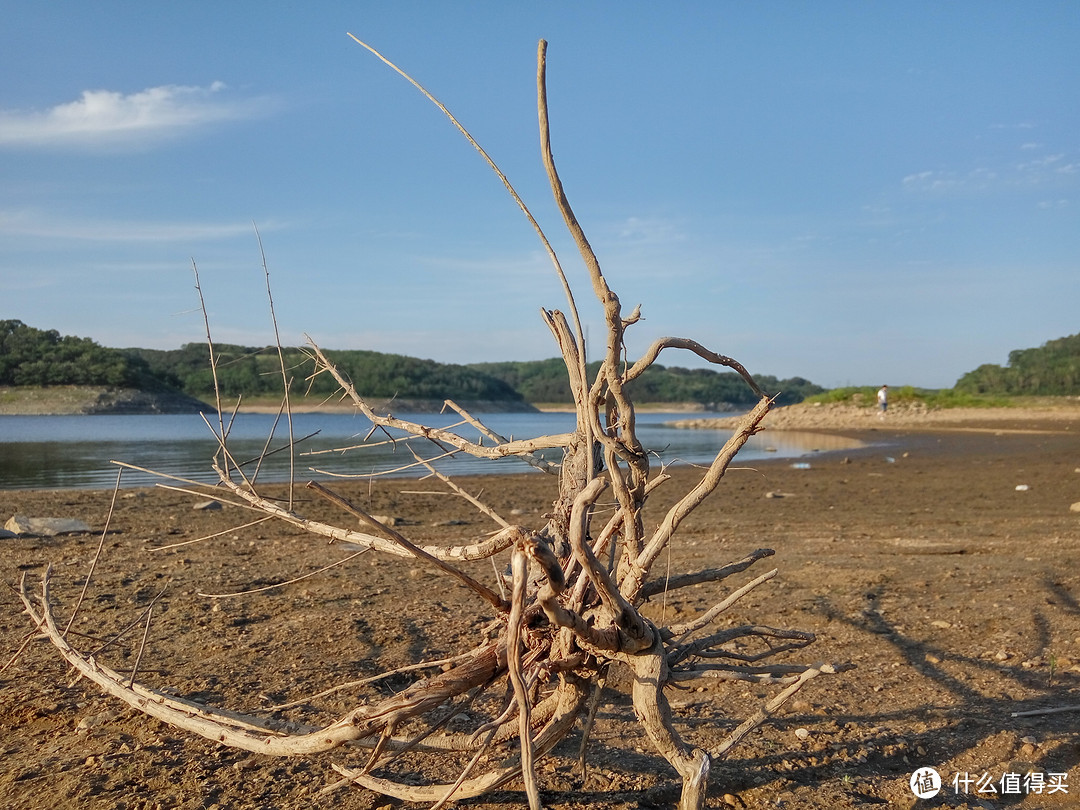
left=22, top=36, right=847, bottom=808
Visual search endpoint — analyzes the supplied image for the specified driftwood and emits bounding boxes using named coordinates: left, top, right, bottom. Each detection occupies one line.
left=20, top=37, right=848, bottom=809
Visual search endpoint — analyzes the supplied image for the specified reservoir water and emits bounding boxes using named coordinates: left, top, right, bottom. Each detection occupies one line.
left=0, top=411, right=855, bottom=490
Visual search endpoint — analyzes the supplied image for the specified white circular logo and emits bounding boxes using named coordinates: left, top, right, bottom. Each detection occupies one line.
left=910, top=767, right=942, bottom=798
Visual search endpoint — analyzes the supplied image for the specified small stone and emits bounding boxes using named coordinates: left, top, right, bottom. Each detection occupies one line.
left=794, top=727, right=810, bottom=739
left=1015, top=484, right=1030, bottom=491
left=5, top=515, right=92, bottom=536
left=925, top=653, right=941, bottom=664
left=76, top=710, right=118, bottom=733
left=1070, top=502, right=1080, bottom=513
left=1020, top=735, right=1037, bottom=745
left=192, top=500, right=222, bottom=511
left=930, top=620, right=952, bottom=629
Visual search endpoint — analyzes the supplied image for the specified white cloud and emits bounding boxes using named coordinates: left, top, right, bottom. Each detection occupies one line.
left=0, top=82, right=274, bottom=149
left=903, top=154, right=1076, bottom=194
left=0, top=209, right=278, bottom=241
left=612, top=216, right=685, bottom=245
left=1017, top=153, right=1065, bottom=171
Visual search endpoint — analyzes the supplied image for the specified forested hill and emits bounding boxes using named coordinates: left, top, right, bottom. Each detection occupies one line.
left=955, top=333, right=1080, bottom=395
left=127, top=343, right=528, bottom=405
left=1, top=319, right=162, bottom=389
left=3, top=319, right=824, bottom=409
left=469, top=360, right=823, bottom=408
left=1, top=320, right=527, bottom=407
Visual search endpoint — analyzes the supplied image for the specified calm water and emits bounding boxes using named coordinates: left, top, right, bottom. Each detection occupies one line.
left=0, top=411, right=851, bottom=490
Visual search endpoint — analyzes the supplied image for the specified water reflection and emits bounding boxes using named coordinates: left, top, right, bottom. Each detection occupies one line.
left=0, top=413, right=865, bottom=491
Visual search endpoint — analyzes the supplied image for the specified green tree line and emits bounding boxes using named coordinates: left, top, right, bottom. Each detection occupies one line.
left=126, top=344, right=527, bottom=403
left=470, top=360, right=823, bottom=407
left=955, top=333, right=1080, bottom=396
left=4, top=319, right=831, bottom=406
left=0, top=320, right=159, bottom=388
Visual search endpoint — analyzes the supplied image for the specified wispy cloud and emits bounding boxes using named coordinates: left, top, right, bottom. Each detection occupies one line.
left=0, top=82, right=274, bottom=149
left=901, top=168, right=998, bottom=194
left=0, top=209, right=278, bottom=241
left=903, top=149, right=1076, bottom=195
left=611, top=216, right=686, bottom=246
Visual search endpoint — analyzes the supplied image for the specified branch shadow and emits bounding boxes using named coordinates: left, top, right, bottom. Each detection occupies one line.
left=682, top=580, right=1080, bottom=805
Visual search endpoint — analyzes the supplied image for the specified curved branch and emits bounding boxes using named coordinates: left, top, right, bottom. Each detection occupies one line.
left=624, top=395, right=773, bottom=602
left=307, top=481, right=507, bottom=613
left=631, top=636, right=711, bottom=810
left=639, top=548, right=775, bottom=601
left=346, top=34, right=589, bottom=403
left=22, top=570, right=504, bottom=757
left=331, top=676, right=588, bottom=802
left=217, top=473, right=520, bottom=562
left=625, top=336, right=765, bottom=399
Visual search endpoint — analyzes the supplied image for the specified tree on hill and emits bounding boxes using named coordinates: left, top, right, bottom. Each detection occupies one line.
left=0, top=320, right=157, bottom=388
left=955, top=333, right=1080, bottom=395
left=128, top=344, right=528, bottom=404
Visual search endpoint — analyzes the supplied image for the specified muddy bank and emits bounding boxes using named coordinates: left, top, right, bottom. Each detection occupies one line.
left=2, top=424, right=1079, bottom=809
left=0, top=386, right=208, bottom=416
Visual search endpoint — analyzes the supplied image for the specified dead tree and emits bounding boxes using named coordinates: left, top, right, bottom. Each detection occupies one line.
left=20, top=38, right=846, bottom=809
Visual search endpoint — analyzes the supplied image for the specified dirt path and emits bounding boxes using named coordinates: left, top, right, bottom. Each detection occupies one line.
left=2, top=421, right=1079, bottom=809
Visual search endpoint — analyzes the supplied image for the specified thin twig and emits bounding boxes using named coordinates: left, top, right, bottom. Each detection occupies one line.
left=128, top=604, right=155, bottom=688
left=0, top=631, right=38, bottom=676
left=64, top=466, right=123, bottom=636
left=198, top=549, right=369, bottom=598
left=253, top=221, right=297, bottom=507
left=1010, top=705, right=1080, bottom=718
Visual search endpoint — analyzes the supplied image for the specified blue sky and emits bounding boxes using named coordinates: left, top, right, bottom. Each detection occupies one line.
left=1, top=3, right=1077, bottom=389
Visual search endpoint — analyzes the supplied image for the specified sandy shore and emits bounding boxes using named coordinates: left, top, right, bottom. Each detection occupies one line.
left=672, top=400, right=1080, bottom=434
left=2, top=415, right=1079, bottom=809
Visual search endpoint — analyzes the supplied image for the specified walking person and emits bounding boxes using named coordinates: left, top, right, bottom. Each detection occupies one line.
left=877, top=385, right=888, bottom=419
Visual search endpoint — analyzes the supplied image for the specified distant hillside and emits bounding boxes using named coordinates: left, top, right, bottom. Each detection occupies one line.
left=1, top=320, right=164, bottom=390
left=128, top=344, right=530, bottom=406
left=2, top=319, right=827, bottom=413
left=955, top=333, right=1080, bottom=396
left=470, top=359, right=824, bottom=408
left=1, top=321, right=531, bottom=412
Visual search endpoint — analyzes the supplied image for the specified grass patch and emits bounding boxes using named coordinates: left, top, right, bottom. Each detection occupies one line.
left=804, top=386, right=1015, bottom=409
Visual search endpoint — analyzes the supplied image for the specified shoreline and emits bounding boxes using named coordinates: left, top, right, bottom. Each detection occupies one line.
left=2, top=416, right=1079, bottom=808
left=671, top=400, right=1080, bottom=434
